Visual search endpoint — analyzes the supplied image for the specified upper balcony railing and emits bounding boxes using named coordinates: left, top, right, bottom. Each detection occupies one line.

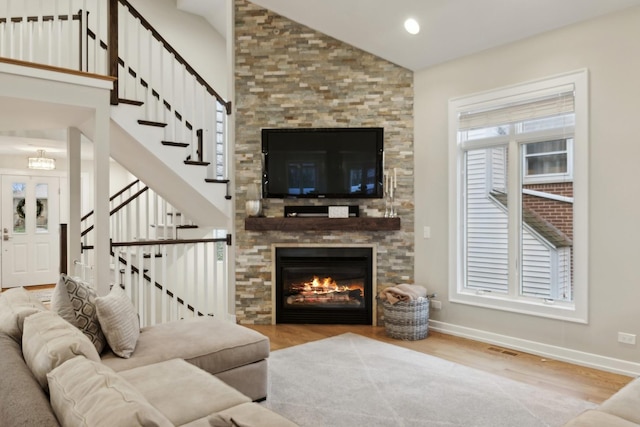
left=0, top=0, right=230, bottom=181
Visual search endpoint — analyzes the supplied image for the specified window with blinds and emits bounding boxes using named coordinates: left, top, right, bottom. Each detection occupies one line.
left=448, top=70, right=589, bottom=323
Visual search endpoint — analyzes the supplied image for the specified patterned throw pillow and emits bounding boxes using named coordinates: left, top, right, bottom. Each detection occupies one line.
left=52, top=274, right=106, bottom=354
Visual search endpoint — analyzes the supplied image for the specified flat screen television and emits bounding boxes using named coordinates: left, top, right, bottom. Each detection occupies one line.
left=262, top=127, right=384, bottom=199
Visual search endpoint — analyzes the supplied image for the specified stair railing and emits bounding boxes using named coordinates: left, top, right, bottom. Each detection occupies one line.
left=0, top=0, right=103, bottom=72
left=112, top=234, right=231, bottom=327
left=80, top=178, right=197, bottom=265
left=0, top=0, right=230, bottom=182
left=1, top=1, right=233, bottom=322
left=79, top=178, right=230, bottom=325
left=111, top=0, right=230, bottom=183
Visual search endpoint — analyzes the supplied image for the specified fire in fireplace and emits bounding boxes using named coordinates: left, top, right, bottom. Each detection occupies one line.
left=275, top=246, right=373, bottom=324
left=284, top=275, right=365, bottom=306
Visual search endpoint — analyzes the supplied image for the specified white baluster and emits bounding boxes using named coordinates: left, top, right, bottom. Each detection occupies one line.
left=171, top=244, right=178, bottom=321
left=161, top=246, right=168, bottom=323
left=120, top=2, right=128, bottom=98
left=81, top=0, right=87, bottom=71
left=203, top=242, right=209, bottom=316
left=67, top=0, right=73, bottom=68
left=192, top=243, right=198, bottom=316
left=149, top=244, right=156, bottom=326
left=136, top=245, right=144, bottom=326
left=47, top=3, right=53, bottom=65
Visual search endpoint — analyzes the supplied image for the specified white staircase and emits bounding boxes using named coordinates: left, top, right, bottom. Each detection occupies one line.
left=0, top=0, right=234, bottom=323
left=81, top=102, right=232, bottom=227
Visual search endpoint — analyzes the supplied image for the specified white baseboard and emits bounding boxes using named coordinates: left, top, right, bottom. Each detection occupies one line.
left=429, top=320, right=640, bottom=377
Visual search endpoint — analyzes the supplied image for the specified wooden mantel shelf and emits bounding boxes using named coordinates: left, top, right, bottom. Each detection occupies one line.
left=244, top=216, right=401, bottom=231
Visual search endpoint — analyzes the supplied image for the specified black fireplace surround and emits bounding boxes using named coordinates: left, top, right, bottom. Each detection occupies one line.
left=275, top=247, right=373, bottom=324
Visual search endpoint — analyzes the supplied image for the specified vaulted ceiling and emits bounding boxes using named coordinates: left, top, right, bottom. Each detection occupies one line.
left=178, top=0, right=640, bottom=71
left=4, top=0, right=640, bottom=159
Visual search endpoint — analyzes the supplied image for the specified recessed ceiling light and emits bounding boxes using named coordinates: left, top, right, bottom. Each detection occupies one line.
left=404, top=18, right=420, bottom=35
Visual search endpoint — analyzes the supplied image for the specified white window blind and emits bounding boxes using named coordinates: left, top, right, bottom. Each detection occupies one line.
left=458, top=87, right=574, bottom=131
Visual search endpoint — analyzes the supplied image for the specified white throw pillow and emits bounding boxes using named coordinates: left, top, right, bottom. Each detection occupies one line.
left=48, top=356, right=172, bottom=427
left=95, top=285, right=140, bottom=358
left=22, top=311, right=101, bottom=392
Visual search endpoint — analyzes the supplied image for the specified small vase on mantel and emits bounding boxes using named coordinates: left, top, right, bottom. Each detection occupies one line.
left=245, top=183, right=263, bottom=217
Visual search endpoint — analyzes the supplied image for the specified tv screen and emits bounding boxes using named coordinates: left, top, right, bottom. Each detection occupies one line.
left=262, top=127, right=384, bottom=199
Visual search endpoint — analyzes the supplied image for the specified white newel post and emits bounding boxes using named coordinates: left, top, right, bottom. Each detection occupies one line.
left=93, top=102, right=111, bottom=296
left=67, top=127, right=82, bottom=273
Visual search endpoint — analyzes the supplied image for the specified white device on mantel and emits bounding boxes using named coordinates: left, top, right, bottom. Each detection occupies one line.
left=328, top=206, right=350, bottom=218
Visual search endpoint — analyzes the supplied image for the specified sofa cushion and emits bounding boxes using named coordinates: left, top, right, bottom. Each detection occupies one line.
left=0, top=286, right=48, bottom=342
left=101, top=317, right=269, bottom=377
left=0, top=332, right=60, bottom=427
left=119, top=358, right=251, bottom=426
left=180, top=403, right=300, bottom=427
left=214, top=358, right=268, bottom=402
left=48, top=356, right=172, bottom=427
left=599, top=378, right=640, bottom=424
left=563, top=409, right=639, bottom=427
left=51, top=274, right=106, bottom=354
left=95, top=284, right=140, bottom=358
left=215, top=402, right=300, bottom=427
left=22, top=310, right=101, bottom=392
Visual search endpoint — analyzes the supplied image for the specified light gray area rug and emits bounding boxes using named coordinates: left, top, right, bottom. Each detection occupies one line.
left=260, top=333, right=595, bottom=427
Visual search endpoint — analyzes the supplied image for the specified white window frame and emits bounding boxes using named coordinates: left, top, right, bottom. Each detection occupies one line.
left=522, top=138, right=574, bottom=184
left=448, top=70, right=589, bottom=323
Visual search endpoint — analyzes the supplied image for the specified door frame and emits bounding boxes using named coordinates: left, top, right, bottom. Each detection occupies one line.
left=0, top=168, right=68, bottom=289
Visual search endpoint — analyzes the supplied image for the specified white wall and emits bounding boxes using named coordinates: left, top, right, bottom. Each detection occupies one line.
left=414, top=7, right=640, bottom=372
left=128, top=0, right=228, bottom=99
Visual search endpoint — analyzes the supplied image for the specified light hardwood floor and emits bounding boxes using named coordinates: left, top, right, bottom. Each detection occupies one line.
left=245, top=324, right=634, bottom=405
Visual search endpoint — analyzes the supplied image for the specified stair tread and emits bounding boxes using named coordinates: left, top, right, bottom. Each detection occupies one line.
left=138, top=119, right=167, bottom=128
left=184, top=160, right=210, bottom=166
left=161, top=141, right=189, bottom=147
left=150, top=224, right=198, bottom=229
left=119, top=98, right=144, bottom=106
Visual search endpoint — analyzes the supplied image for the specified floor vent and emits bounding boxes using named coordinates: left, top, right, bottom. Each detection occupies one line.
left=488, top=346, right=519, bottom=356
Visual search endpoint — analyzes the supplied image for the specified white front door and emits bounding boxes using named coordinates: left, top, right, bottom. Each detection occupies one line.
left=1, top=175, right=60, bottom=288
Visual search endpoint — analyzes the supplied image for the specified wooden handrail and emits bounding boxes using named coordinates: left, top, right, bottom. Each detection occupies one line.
left=111, top=179, right=142, bottom=201
left=0, top=57, right=115, bottom=82
left=116, top=0, right=231, bottom=113
left=81, top=185, right=149, bottom=237
left=81, top=179, right=141, bottom=221
left=111, top=237, right=229, bottom=247
left=110, top=186, right=149, bottom=215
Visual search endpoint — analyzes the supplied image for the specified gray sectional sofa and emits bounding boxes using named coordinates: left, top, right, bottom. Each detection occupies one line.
left=0, top=285, right=297, bottom=427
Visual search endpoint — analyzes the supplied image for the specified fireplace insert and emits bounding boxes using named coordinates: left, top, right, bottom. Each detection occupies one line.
left=275, top=247, right=373, bottom=324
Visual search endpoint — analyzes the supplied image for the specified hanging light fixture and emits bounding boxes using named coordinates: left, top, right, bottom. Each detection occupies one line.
left=28, top=149, right=56, bottom=170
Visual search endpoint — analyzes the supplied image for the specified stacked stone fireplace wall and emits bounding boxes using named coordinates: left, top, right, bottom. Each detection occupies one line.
left=234, top=0, right=414, bottom=324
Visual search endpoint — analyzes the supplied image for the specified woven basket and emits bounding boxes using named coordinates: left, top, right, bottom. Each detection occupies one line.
left=381, top=297, right=430, bottom=341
